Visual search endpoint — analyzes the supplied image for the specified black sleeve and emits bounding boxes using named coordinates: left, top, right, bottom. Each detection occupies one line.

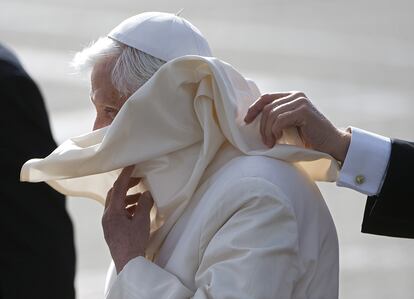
left=361, top=139, right=414, bottom=238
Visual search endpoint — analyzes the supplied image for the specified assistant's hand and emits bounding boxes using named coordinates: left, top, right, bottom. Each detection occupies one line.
left=102, top=166, right=153, bottom=273
left=244, top=91, right=351, bottom=162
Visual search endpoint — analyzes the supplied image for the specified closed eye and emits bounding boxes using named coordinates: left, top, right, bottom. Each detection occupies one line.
left=104, top=107, right=118, bottom=119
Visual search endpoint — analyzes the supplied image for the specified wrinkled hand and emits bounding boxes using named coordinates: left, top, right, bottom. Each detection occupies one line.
left=244, top=91, right=351, bottom=162
left=102, top=166, right=153, bottom=273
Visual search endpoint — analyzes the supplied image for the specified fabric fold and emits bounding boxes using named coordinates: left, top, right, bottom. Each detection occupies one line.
left=20, top=55, right=339, bottom=258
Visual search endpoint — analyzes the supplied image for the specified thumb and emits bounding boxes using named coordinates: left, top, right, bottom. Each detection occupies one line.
left=137, top=192, right=154, bottom=214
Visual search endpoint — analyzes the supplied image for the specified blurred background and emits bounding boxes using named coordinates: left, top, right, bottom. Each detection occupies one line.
left=1, top=0, right=413, bottom=298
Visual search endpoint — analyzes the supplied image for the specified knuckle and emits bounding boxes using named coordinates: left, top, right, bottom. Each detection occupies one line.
left=277, top=110, right=289, bottom=120
left=295, top=91, right=306, bottom=98
left=263, top=104, right=273, bottom=114
left=249, top=105, right=259, bottom=113
left=297, top=104, right=308, bottom=113
left=274, top=112, right=290, bottom=126
left=269, top=109, right=280, bottom=121
left=297, top=97, right=308, bottom=106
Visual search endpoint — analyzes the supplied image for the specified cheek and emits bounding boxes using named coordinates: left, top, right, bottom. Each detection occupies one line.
left=93, top=114, right=113, bottom=130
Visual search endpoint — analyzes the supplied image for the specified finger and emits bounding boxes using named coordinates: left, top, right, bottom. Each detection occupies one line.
left=259, top=93, right=306, bottom=145
left=297, top=128, right=310, bottom=148
left=260, top=100, right=287, bottom=145
left=249, top=91, right=306, bottom=120
left=270, top=105, right=307, bottom=144
left=135, top=192, right=154, bottom=216
left=124, top=177, right=142, bottom=208
left=125, top=194, right=141, bottom=217
left=104, top=187, right=113, bottom=211
left=270, top=92, right=307, bottom=108
left=128, top=177, right=141, bottom=188
left=262, top=97, right=308, bottom=147
left=259, top=103, right=271, bottom=143
left=244, top=92, right=291, bottom=123
left=106, top=191, right=140, bottom=217
left=126, top=204, right=137, bottom=216
left=110, top=165, right=136, bottom=211
left=125, top=193, right=141, bottom=206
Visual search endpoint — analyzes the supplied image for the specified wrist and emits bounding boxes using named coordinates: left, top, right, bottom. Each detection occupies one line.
left=331, top=129, right=351, bottom=163
left=114, top=251, right=144, bottom=273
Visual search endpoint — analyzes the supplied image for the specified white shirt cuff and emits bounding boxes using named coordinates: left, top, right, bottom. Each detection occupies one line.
left=337, top=127, right=391, bottom=196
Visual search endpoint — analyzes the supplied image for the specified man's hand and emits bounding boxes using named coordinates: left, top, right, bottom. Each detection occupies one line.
left=244, top=91, right=351, bottom=163
left=102, top=166, right=153, bottom=273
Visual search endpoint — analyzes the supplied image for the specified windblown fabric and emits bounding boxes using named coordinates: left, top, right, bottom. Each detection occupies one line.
left=21, top=55, right=338, bottom=258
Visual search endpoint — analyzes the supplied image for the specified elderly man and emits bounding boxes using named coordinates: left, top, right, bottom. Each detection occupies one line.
left=23, top=12, right=340, bottom=298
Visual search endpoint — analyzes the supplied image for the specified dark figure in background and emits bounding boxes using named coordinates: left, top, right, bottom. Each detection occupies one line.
left=0, top=44, right=76, bottom=299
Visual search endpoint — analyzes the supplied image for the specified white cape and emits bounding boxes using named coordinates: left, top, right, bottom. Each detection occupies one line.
left=20, top=55, right=338, bottom=257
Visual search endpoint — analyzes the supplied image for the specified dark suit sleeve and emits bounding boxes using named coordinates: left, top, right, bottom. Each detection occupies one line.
left=0, top=55, right=76, bottom=299
left=361, top=139, right=414, bottom=238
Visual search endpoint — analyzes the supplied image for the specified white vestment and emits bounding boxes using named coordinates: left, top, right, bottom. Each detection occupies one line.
left=105, top=144, right=338, bottom=299
left=20, top=56, right=339, bottom=298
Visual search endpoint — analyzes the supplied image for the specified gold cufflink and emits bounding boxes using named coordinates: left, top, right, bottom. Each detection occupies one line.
left=355, top=175, right=365, bottom=185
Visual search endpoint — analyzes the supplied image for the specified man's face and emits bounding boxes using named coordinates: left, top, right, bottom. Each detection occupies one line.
left=90, top=57, right=128, bottom=130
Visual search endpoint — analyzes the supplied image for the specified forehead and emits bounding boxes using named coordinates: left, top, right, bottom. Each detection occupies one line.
left=90, top=57, right=122, bottom=105
left=91, top=57, right=114, bottom=87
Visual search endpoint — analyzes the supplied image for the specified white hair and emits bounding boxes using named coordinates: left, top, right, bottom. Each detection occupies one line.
left=72, top=37, right=166, bottom=96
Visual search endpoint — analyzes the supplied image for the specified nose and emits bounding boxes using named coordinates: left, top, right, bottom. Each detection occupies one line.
left=93, top=116, right=109, bottom=131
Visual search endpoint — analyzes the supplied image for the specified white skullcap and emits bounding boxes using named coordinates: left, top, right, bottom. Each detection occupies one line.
left=108, top=12, right=212, bottom=61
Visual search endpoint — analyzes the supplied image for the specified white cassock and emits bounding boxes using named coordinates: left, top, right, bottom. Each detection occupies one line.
left=21, top=56, right=339, bottom=299
left=105, top=145, right=339, bottom=299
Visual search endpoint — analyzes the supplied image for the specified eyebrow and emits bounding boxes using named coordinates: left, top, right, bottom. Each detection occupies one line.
left=89, top=89, right=121, bottom=109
